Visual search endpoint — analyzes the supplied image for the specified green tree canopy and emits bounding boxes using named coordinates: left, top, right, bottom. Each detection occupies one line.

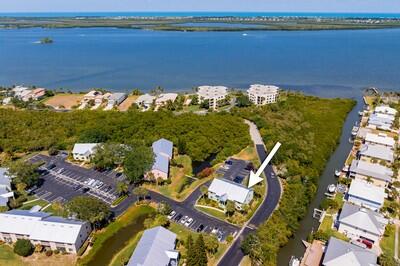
left=92, top=143, right=130, bottom=170
left=7, top=160, right=40, bottom=188
left=13, top=239, right=34, bottom=257
left=66, top=196, right=110, bottom=227
left=123, top=145, right=154, bottom=183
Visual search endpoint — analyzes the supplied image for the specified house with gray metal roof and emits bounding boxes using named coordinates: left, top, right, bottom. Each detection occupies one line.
left=0, top=209, right=91, bottom=253
left=337, top=202, right=388, bottom=243
left=208, top=178, right=254, bottom=210
left=346, top=179, right=386, bottom=211
left=0, top=168, right=13, bottom=207
left=72, top=143, right=99, bottom=162
left=146, top=139, right=173, bottom=181
left=104, top=92, right=127, bottom=110
left=349, top=159, right=392, bottom=187
left=322, top=237, right=377, bottom=266
left=359, top=143, right=394, bottom=163
left=128, top=226, right=179, bottom=266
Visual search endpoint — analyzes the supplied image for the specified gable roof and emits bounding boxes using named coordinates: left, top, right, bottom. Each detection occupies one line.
left=72, top=143, right=98, bottom=156
left=128, top=226, right=177, bottom=266
left=365, top=133, right=395, bottom=147
left=152, top=138, right=173, bottom=158
left=136, top=94, right=155, bottom=104
left=152, top=153, right=169, bottom=174
left=208, top=178, right=253, bottom=204
left=359, top=144, right=394, bottom=162
left=323, top=237, right=377, bottom=266
left=338, top=202, right=387, bottom=235
left=0, top=168, right=11, bottom=188
left=347, top=179, right=385, bottom=205
left=350, top=160, right=393, bottom=182
left=374, top=105, right=397, bottom=116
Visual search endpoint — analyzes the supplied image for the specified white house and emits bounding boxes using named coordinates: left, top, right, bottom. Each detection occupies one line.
left=0, top=209, right=91, bottom=253
left=0, top=168, right=13, bottom=208
left=322, top=237, right=377, bottom=266
left=346, top=179, right=385, bottom=211
left=337, top=202, right=388, bottom=243
left=128, top=226, right=179, bottom=266
left=136, top=94, right=156, bottom=110
left=197, top=86, right=228, bottom=110
left=375, top=105, right=397, bottom=116
left=364, top=132, right=395, bottom=149
left=72, top=143, right=99, bottom=162
left=104, top=92, right=127, bottom=110
left=208, top=178, right=254, bottom=210
left=146, top=138, right=173, bottom=181
left=358, top=143, right=394, bottom=163
left=247, top=84, right=279, bottom=105
left=155, top=93, right=178, bottom=107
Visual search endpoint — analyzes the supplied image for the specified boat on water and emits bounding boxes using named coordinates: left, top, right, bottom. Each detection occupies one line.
left=351, top=126, right=359, bottom=136
left=242, top=33, right=248, bottom=36
left=334, top=170, right=341, bottom=177
left=327, top=184, right=336, bottom=194
left=289, top=256, right=301, bottom=266
left=358, top=111, right=364, bottom=116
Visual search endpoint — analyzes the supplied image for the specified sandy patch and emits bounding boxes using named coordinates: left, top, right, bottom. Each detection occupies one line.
left=45, top=94, right=84, bottom=110
left=118, top=95, right=138, bottom=111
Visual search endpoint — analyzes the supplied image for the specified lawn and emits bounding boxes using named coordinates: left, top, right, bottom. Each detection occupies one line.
left=380, top=224, right=396, bottom=258
left=318, top=215, right=348, bottom=241
left=19, top=198, right=49, bottom=210
left=232, top=146, right=260, bottom=168
left=196, top=205, right=226, bottom=221
left=0, top=244, right=22, bottom=266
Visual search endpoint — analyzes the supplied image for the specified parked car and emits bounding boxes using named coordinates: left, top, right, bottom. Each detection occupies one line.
left=46, top=163, right=56, bottom=170
left=180, top=215, right=188, bottom=224
left=225, top=160, right=233, bottom=165
left=357, top=239, right=373, bottom=249
left=211, top=227, right=219, bottom=234
left=82, top=187, right=90, bottom=193
left=175, top=214, right=183, bottom=222
left=196, top=224, right=205, bottom=232
left=95, top=181, right=104, bottom=189
left=184, top=218, right=193, bottom=227
left=167, top=211, right=176, bottom=219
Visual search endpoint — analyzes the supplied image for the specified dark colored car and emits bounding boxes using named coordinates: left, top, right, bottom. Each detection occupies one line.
left=175, top=214, right=183, bottom=221
left=196, top=224, right=205, bottom=232
left=46, top=163, right=56, bottom=170
left=225, top=160, right=233, bottom=165
left=233, top=176, right=244, bottom=183
left=245, top=163, right=254, bottom=171
left=82, top=187, right=90, bottom=193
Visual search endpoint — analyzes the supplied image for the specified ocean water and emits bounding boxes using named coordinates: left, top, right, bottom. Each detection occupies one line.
left=1, top=12, right=400, bottom=18
left=1, top=27, right=400, bottom=93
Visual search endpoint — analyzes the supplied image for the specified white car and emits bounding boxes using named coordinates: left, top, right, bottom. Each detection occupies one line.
left=184, top=218, right=193, bottom=227
left=180, top=215, right=188, bottom=224
left=167, top=211, right=176, bottom=219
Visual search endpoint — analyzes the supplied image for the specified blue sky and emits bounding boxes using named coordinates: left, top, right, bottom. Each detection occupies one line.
left=1, top=0, right=400, bottom=13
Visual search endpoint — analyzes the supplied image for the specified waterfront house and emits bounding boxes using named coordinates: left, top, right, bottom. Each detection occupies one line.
left=72, top=143, right=99, bottom=162
left=247, top=84, right=279, bottom=105
left=12, top=86, right=30, bottom=99
left=336, top=202, right=388, bottom=243
left=300, top=240, right=324, bottom=266
left=29, top=88, right=46, bottom=101
left=136, top=94, right=156, bottom=110
left=127, top=226, right=179, bottom=266
left=368, top=113, right=395, bottom=130
left=155, top=93, right=178, bottom=107
left=358, top=143, right=394, bottom=163
left=0, top=209, right=91, bottom=253
left=0, top=168, right=13, bottom=208
left=197, top=85, right=228, bottom=110
left=364, top=132, right=395, bottom=149
left=104, top=92, right=127, bottom=110
left=146, top=138, right=173, bottom=181
left=349, top=159, right=392, bottom=187
left=208, top=178, right=254, bottom=210
left=346, top=179, right=385, bottom=211
left=374, top=105, right=397, bottom=116
left=83, top=90, right=103, bottom=102
left=322, top=237, right=377, bottom=266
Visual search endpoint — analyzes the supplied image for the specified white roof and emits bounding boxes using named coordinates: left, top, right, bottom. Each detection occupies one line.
left=208, top=178, right=252, bottom=204
left=350, top=160, right=393, bottom=182
left=247, top=84, right=279, bottom=96
left=156, top=93, right=178, bottom=104
left=136, top=94, right=155, bottom=104
left=0, top=210, right=88, bottom=244
left=84, top=90, right=102, bottom=97
left=338, top=202, right=388, bottom=235
left=348, top=179, right=385, bottom=205
left=12, top=86, right=29, bottom=93
left=375, top=105, right=397, bottom=116
left=72, top=143, right=98, bottom=156
left=359, top=143, right=394, bottom=162
left=197, top=86, right=228, bottom=99
left=365, top=133, right=395, bottom=147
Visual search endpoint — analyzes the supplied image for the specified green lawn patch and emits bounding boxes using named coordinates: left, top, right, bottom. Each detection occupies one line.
left=380, top=224, right=396, bottom=258
left=196, top=205, right=226, bottom=220
left=111, top=195, right=128, bottom=207
left=0, top=244, right=22, bottom=266
left=19, top=198, right=48, bottom=210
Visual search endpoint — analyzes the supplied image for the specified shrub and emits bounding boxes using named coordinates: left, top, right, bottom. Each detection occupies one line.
left=45, top=249, right=53, bottom=256
left=54, top=249, right=60, bottom=254
left=13, top=239, right=34, bottom=257
left=34, top=244, right=44, bottom=253
left=197, top=167, right=214, bottom=178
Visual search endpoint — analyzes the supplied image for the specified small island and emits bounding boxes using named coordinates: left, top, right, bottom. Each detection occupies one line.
left=40, top=37, right=53, bottom=44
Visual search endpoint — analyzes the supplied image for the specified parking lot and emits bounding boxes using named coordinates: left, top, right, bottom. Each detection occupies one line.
left=216, top=158, right=252, bottom=185
left=29, top=154, right=124, bottom=205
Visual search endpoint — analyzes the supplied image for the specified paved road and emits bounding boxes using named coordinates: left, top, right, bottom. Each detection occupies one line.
left=218, top=122, right=282, bottom=266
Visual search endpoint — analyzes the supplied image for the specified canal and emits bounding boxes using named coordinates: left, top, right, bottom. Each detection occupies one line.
left=277, top=94, right=364, bottom=265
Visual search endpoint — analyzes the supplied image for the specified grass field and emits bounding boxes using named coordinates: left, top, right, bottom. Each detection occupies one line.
left=19, top=198, right=49, bottom=210
left=44, top=94, right=84, bottom=109
left=118, top=95, right=138, bottom=111
left=0, top=244, right=21, bottom=266
left=381, top=224, right=396, bottom=258
left=318, top=215, right=348, bottom=241
left=196, top=205, right=226, bottom=220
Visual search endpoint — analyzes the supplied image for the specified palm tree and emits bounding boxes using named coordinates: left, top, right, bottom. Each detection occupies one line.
left=200, top=185, right=208, bottom=198
left=133, top=187, right=148, bottom=201
left=116, top=181, right=129, bottom=196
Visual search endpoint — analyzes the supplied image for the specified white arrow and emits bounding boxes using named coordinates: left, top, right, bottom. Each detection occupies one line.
left=248, top=142, right=281, bottom=188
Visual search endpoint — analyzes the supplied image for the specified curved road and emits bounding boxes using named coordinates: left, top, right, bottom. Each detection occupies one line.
left=218, top=121, right=282, bottom=266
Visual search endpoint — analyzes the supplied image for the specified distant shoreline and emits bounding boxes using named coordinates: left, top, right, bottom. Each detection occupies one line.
left=2, top=16, right=400, bottom=31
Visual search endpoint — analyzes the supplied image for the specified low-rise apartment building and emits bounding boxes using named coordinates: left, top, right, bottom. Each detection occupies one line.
left=72, top=143, right=99, bottom=162
left=247, top=84, right=279, bottom=105
left=0, top=168, right=13, bottom=208
left=208, top=178, right=254, bottom=210
left=197, top=86, right=228, bottom=110
left=0, top=210, right=91, bottom=253
left=155, top=93, right=178, bottom=107
left=146, top=138, right=173, bottom=180
left=136, top=94, right=156, bottom=110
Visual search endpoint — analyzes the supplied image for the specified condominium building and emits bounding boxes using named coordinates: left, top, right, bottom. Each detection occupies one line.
left=0, top=210, right=91, bottom=253
left=247, top=84, right=279, bottom=105
left=197, top=86, right=228, bottom=109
